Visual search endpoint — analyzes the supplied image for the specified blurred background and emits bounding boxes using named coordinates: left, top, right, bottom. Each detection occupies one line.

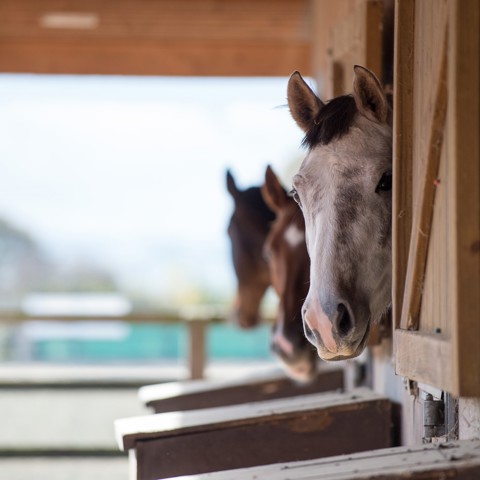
left=0, top=73, right=303, bottom=368
left=0, top=73, right=304, bottom=480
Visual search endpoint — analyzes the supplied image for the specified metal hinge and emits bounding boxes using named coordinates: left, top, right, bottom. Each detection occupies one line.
left=423, top=393, right=445, bottom=442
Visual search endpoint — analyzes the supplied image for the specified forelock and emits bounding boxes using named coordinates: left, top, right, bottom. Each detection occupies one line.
left=301, top=95, right=358, bottom=149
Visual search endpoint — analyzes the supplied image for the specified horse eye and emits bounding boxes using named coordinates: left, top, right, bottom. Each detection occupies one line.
left=289, top=188, right=302, bottom=207
left=376, top=172, right=392, bottom=193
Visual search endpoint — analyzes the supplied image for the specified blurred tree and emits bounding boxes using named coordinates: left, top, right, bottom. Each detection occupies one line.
left=45, top=260, right=117, bottom=293
left=0, top=218, right=51, bottom=303
left=0, top=217, right=118, bottom=306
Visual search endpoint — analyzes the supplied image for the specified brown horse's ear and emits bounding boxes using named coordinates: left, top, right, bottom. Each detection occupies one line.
left=287, top=71, right=324, bottom=133
left=262, top=166, right=288, bottom=213
left=226, top=169, right=240, bottom=200
left=352, top=65, right=388, bottom=123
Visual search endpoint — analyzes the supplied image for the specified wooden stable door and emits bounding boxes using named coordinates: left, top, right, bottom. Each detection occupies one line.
left=393, top=0, right=480, bottom=397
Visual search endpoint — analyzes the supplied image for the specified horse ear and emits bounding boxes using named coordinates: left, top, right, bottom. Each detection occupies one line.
left=226, top=169, right=240, bottom=200
left=262, top=166, right=288, bottom=213
left=352, top=65, right=388, bottom=123
left=287, top=71, right=324, bottom=132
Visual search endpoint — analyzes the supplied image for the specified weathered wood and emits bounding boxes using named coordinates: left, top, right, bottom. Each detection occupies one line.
left=392, top=0, right=415, bottom=332
left=168, top=440, right=480, bottom=480
left=140, top=367, right=344, bottom=413
left=408, top=0, right=451, bottom=338
left=400, top=29, right=448, bottom=331
left=330, top=0, right=384, bottom=96
left=115, top=389, right=392, bottom=480
left=310, top=0, right=365, bottom=98
left=447, top=0, right=480, bottom=398
left=395, top=329, right=451, bottom=392
left=393, top=0, right=480, bottom=397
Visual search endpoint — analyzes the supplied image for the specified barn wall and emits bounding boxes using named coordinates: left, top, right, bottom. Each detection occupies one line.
left=311, top=0, right=391, bottom=98
left=311, top=0, right=364, bottom=97
left=391, top=0, right=480, bottom=444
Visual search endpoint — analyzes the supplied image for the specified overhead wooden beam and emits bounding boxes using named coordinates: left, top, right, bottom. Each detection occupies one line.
left=0, top=38, right=311, bottom=76
left=0, top=0, right=313, bottom=76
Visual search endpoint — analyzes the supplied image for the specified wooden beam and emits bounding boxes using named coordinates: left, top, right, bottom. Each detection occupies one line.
left=115, top=389, right=392, bottom=479
left=0, top=38, right=311, bottom=77
left=0, top=0, right=311, bottom=42
left=158, top=440, right=480, bottom=480
left=447, top=0, right=480, bottom=397
left=0, top=0, right=313, bottom=76
left=399, top=29, right=448, bottom=331
left=392, top=0, right=415, bottom=331
left=140, top=368, right=344, bottom=413
left=395, top=329, right=452, bottom=392
left=330, top=0, right=383, bottom=96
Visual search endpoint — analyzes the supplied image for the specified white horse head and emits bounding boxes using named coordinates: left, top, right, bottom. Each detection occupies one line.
left=288, top=66, right=392, bottom=361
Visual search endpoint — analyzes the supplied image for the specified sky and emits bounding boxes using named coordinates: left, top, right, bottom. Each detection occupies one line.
left=0, top=74, right=307, bottom=307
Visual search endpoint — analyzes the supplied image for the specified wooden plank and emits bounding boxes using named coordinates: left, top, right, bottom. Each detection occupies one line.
left=168, top=440, right=480, bottom=480
left=116, top=388, right=388, bottom=450
left=419, top=140, right=451, bottom=337
left=0, top=38, right=311, bottom=76
left=392, top=0, right=415, bottom=331
left=115, top=389, right=392, bottom=479
left=0, top=0, right=311, bottom=42
left=140, top=368, right=344, bottom=413
left=447, top=0, right=480, bottom=397
left=0, top=0, right=313, bottom=76
left=399, top=27, right=448, bottom=331
left=395, top=329, right=452, bottom=391
left=330, top=0, right=383, bottom=96
left=310, top=0, right=365, bottom=98
left=364, top=0, right=384, bottom=83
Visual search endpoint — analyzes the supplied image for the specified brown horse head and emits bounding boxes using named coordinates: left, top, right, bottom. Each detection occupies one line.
left=226, top=170, right=275, bottom=328
left=288, top=66, right=392, bottom=360
left=262, top=166, right=317, bottom=381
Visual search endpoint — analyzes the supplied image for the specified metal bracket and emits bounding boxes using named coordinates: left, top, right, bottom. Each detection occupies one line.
left=423, top=393, right=445, bottom=442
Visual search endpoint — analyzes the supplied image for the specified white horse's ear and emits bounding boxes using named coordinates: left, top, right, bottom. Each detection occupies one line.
left=287, top=71, right=324, bottom=132
left=352, top=65, right=388, bottom=123
left=262, top=165, right=287, bottom=213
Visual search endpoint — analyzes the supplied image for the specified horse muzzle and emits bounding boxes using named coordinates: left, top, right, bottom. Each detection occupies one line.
left=302, top=299, right=370, bottom=361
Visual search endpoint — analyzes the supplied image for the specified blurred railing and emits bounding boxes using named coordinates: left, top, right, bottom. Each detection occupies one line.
left=0, top=306, right=228, bottom=380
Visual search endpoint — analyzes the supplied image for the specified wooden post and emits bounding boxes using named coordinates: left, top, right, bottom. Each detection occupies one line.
left=392, top=0, right=415, bottom=332
left=187, top=320, right=208, bottom=380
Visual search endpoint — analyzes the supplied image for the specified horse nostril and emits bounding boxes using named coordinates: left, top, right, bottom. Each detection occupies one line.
left=336, top=303, right=353, bottom=338
left=302, top=318, right=316, bottom=345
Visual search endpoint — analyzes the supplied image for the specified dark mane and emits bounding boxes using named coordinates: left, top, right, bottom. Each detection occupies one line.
left=302, top=95, right=358, bottom=149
